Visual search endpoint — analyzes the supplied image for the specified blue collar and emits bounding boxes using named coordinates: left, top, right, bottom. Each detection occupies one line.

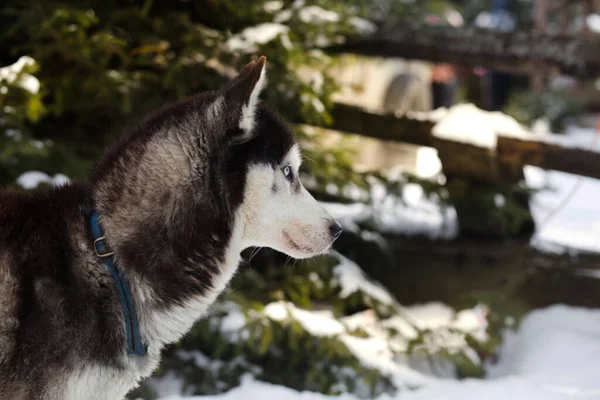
left=89, top=212, right=147, bottom=356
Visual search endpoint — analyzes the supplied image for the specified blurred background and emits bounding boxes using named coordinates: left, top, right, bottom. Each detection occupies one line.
left=3, top=0, right=600, bottom=399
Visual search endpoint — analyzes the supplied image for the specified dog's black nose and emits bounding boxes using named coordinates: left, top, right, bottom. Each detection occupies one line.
left=329, top=221, right=343, bottom=240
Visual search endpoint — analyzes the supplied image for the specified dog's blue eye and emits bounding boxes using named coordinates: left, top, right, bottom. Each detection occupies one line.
left=283, top=166, right=292, bottom=180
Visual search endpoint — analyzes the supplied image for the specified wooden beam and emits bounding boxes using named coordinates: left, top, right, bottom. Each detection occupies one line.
left=326, top=24, right=600, bottom=78
left=433, top=138, right=499, bottom=183
left=547, top=0, right=572, bottom=12
left=497, top=136, right=600, bottom=180
left=327, top=103, right=434, bottom=147
left=324, top=103, right=600, bottom=182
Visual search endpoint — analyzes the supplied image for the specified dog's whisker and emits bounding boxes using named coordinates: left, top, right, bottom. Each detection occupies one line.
left=248, top=246, right=263, bottom=264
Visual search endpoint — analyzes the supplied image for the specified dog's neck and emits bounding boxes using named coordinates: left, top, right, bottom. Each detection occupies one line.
left=91, top=129, right=247, bottom=349
left=131, top=216, right=246, bottom=348
left=91, top=205, right=247, bottom=350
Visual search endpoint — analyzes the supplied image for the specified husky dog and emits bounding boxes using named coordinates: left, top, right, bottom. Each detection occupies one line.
left=0, top=56, right=342, bottom=399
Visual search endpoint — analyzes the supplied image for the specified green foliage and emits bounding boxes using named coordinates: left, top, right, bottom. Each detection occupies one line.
left=178, top=306, right=393, bottom=397
left=0, top=57, right=50, bottom=183
left=0, top=0, right=373, bottom=188
left=406, top=326, right=487, bottom=379
left=129, top=248, right=508, bottom=399
left=457, top=288, right=531, bottom=377
left=129, top=252, right=400, bottom=399
left=446, top=178, right=534, bottom=238
left=229, top=250, right=395, bottom=319
left=503, top=90, right=585, bottom=133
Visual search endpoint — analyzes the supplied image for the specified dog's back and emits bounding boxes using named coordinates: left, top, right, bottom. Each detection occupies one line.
left=0, top=184, right=126, bottom=398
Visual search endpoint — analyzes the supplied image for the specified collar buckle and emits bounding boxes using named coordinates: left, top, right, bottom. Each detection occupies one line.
left=93, top=236, right=115, bottom=258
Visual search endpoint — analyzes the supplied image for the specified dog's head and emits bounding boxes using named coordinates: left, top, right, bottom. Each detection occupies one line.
left=93, top=57, right=341, bottom=260
left=221, top=57, right=342, bottom=258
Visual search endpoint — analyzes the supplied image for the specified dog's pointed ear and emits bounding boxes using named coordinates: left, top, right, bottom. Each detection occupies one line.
left=220, top=56, right=267, bottom=142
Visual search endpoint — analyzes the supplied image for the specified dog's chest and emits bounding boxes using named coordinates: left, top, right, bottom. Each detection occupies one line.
left=60, top=352, right=160, bottom=400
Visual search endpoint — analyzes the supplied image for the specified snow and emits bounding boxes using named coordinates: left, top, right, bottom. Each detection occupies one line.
left=403, top=303, right=457, bottom=331
left=151, top=372, right=189, bottom=399
left=159, top=375, right=361, bottom=400
left=274, top=3, right=343, bottom=26
left=216, top=288, right=486, bottom=389
left=432, top=104, right=529, bottom=149
left=274, top=9, right=293, bottom=23
left=494, top=194, right=506, bottom=208
left=380, top=183, right=458, bottom=239
left=16, top=171, right=70, bottom=189
left=176, top=350, right=261, bottom=376
left=298, top=6, right=340, bottom=24
left=339, top=334, right=430, bottom=389
left=332, top=252, right=395, bottom=305
left=0, top=56, right=40, bottom=94
left=323, top=181, right=458, bottom=240
left=260, top=301, right=432, bottom=389
left=199, top=276, right=488, bottom=393
left=158, top=305, right=600, bottom=400
left=399, top=302, right=488, bottom=353
left=535, top=124, right=600, bottom=152
left=453, top=306, right=489, bottom=341
left=520, top=121, right=600, bottom=253
left=415, top=147, right=442, bottom=178
left=525, top=165, right=600, bottom=253
left=217, top=302, right=247, bottom=333
left=257, top=300, right=487, bottom=389
left=263, top=301, right=346, bottom=336
left=225, top=23, right=291, bottom=53
left=263, top=0, right=283, bottom=12
left=257, top=300, right=432, bottom=389
left=348, top=17, right=377, bottom=34
left=586, top=14, right=600, bottom=33
left=431, top=104, right=600, bottom=154
left=487, top=305, right=600, bottom=380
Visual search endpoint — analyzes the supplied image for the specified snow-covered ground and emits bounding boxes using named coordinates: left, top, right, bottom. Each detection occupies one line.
left=526, top=165, right=600, bottom=254
left=149, top=253, right=600, bottom=400
left=523, top=123, right=600, bottom=254
left=148, top=252, right=489, bottom=399
left=158, top=304, right=600, bottom=400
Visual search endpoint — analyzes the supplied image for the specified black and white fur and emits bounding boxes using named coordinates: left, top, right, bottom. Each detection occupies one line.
left=0, top=57, right=341, bottom=399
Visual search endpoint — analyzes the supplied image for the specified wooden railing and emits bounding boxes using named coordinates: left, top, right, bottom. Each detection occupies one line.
left=320, top=103, right=600, bottom=184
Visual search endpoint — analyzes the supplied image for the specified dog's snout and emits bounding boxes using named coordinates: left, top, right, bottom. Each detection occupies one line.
left=329, top=221, right=343, bottom=240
